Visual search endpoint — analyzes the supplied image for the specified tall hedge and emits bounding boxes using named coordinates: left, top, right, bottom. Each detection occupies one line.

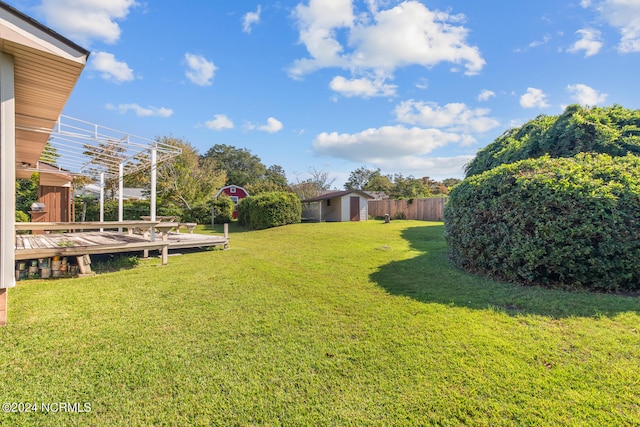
left=238, top=192, right=301, bottom=230
left=465, top=104, right=640, bottom=177
left=444, top=153, right=640, bottom=292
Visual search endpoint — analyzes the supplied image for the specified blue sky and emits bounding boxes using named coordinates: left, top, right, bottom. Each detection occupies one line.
left=7, top=0, right=640, bottom=187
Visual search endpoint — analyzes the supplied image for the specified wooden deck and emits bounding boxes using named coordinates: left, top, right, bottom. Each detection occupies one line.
left=15, top=223, right=229, bottom=265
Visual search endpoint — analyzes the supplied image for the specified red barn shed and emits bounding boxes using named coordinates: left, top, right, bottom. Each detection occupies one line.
left=214, top=185, right=250, bottom=218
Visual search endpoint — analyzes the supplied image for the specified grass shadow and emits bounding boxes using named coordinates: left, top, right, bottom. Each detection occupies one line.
left=370, top=224, right=640, bottom=318
left=89, top=253, right=140, bottom=274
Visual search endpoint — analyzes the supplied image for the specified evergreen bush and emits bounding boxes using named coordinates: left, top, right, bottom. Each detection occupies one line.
left=465, top=104, right=640, bottom=177
left=444, top=153, right=640, bottom=292
left=238, top=192, right=301, bottom=230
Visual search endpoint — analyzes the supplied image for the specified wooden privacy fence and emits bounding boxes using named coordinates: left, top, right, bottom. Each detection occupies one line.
left=368, top=198, right=447, bottom=221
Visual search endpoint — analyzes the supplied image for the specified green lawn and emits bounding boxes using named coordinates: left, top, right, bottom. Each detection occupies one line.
left=1, top=221, right=639, bottom=426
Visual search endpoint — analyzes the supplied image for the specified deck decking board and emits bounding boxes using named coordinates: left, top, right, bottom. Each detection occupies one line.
left=15, top=230, right=228, bottom=262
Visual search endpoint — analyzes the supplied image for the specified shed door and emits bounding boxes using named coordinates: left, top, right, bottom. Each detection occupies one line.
left=350, top=196, right=360, bottom=221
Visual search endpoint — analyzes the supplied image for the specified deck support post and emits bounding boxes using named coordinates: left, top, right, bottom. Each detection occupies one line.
left=99, top=172, right=105, bottom=231
left=161, top=245, right=168, bottom=265
left=0, top=53, right=16, bottom=325
left=149, top=146, right=157, bottom=242
left=118, top=163, right=124, bottom=232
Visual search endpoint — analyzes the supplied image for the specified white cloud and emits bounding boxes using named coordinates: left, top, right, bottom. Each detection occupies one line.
left=89, top=51, right=134, bottom=83
left=394, top=100, right=500, bottom=134
left=205, top=114, right=234, bottom=130
left=184, top=53, right=217, bottom=86
left=247, top=117, right=284, bottom=133
left=528, top=34, right=552, bottom=49
left=35, top=0, right=137, bottom=45
left=348, top=2, right=485, bottom=75
left=568, top=28, right=603, bottom=57
left=329, top=76, right=397, bottom=97
left=520, top=87, right=549, bottom=109
left=259, top=117, right=284, bottom=133
left=106, top=103, right=173, bottom=118
left=312, top=125, right=461, bottom=163
left=587, top=0, right=640, bottom=53
left=289, top=0, right=354, bottom=77
left=566, top=84, right=608, bottom=105
left=415, top=78, right=429, bottom=90
left=289, top=0, right=484, bottom=95
left=477, top=89, right=496, bottom=102
left=243, top=5, right=262, bottom=34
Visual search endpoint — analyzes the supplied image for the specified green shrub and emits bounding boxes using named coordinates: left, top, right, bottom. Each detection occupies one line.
left=444, top=153, right=640, bottom=292
left=211, top=194, right=235, bottom=223
left=182, top=205, right=208, bottom=224
left=237, top=197, right=252, bottom=228
left=74, top=199, right=179, bottom=221
left=178, top=196, right=235, bottom=224
left=157, top=204, right=183, bottom=221
left=392, top=211, right=406, bottom=220
left=15, top=210, right=29, bottom=222
left=15, top=210, right=30, bottom=234
left=238, top=192, right=301, bottom=230
left=465, top=104, right=640, bottom=177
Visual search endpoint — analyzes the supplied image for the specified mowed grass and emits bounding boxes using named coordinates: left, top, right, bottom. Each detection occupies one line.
left=1, top=220, right=639, bottom=426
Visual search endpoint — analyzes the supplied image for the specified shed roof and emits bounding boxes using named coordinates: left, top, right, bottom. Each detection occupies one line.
left=301, top=190, right=374, bottom=203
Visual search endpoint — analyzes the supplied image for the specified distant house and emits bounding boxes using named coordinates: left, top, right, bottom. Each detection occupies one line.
left=301, top=190, right=373, bottom=222
left=363, top=191, right=389, bottom=200
left=76, top=184, right=148, bottom=201
left=214, top=185, right=250, bottom=218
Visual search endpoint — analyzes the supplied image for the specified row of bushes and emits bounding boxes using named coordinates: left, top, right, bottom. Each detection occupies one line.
left=74, top=195, right=236, bottom=224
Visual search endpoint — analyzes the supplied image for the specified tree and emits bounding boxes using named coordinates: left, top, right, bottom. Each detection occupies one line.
left=16, top=173, right=39, bottom=214
left=442, top=178, right=462, bottom=189
left=265, top=165, right=288, bottom=188
left=388, top=174, right=431, bottom=199
left=156, top=136, right=226, bottom=210
left=345, top=166, right=451, bottom=196
left=246, top=165, right=289, bottom=195
left=290, top=167, right=335, bottom=200
left=289, top=179, right=320, bottom=200
left=420, top=176, right=449, bottom=195
left=363, top=170, right=393, bottom=193
left=203, top=144, right=267, bottom=187
left=82, top=139, right=128, bottom=198
left=344, top=166, right=376, bottom=190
